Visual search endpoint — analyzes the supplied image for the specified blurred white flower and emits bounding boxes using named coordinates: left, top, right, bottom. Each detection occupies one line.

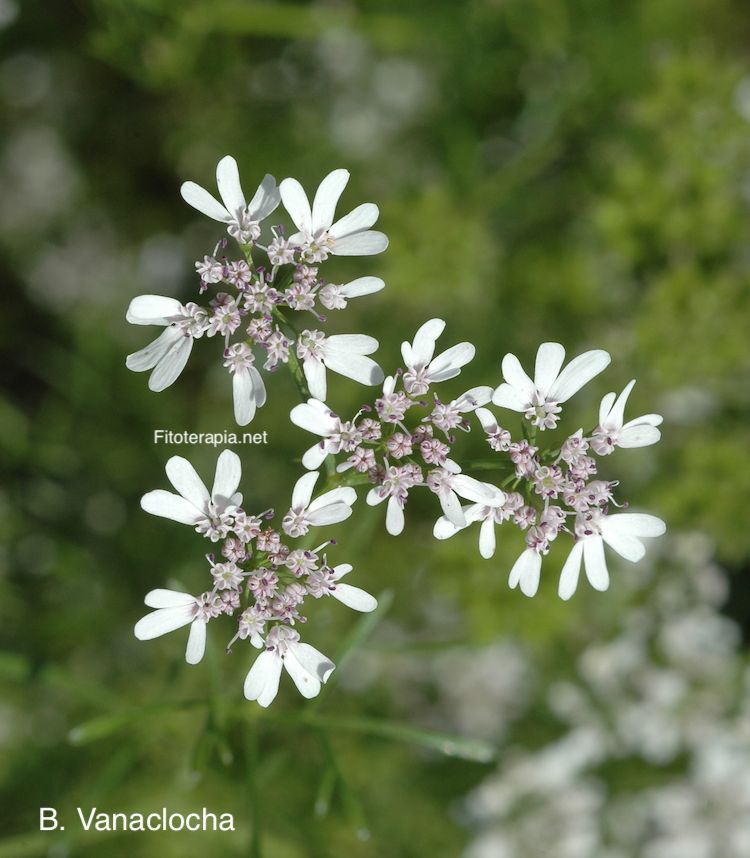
left=280, top=168, right=388, bottom=258
left=592, top=380, right=663, bottom=454
left=244, top=625, right=334, bottom=707
left=492, top=342, right=611, bottom=430
left=180, top=155, right=280, bottom=243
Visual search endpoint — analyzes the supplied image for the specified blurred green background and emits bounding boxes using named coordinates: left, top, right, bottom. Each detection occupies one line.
left=2, top=1, right=750, bottom=855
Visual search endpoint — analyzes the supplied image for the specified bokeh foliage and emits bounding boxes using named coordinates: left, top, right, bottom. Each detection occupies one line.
left=2, top=0, right=750, bottom=855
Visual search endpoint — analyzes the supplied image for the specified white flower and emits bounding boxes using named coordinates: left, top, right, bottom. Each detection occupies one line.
left=180, top=155, right=280, bottom=243
left=289, top=398, right=350, bottom=469
left=279, top=168, right=388, bottom=258
left=140, top=449, right=243, bottom=541
left=433, top=501, right=505, bottom=559
left=401, top=318, right=476, bottom=395
left=243, top=625, right=334, bottom=707
left=125, top=295, right=196, bottom=391
left=296, top=331, right=384, bottom=401
left=134, top=589, right=220, bottom=665
left=282, top=471, right=356, bottom=537
left=223, top=343, right=267, bottom=426
left=508, top=548, right=544, bottom=597
left=558, top=512, right=667, bottom=600
left=492, top=342, right=611, bottom=430
left=327, top=564, right=378, bottom=612
left=426, top=468, right=505, bottom=528
left=591, top=380, right=663, bottom=455
left=318, top=276, right=385, bottom=310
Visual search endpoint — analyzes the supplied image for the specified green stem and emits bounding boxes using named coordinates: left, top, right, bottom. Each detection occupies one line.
left=245, top=724, right=263, bottom=858
left=271, top=307, right=311, bottom=400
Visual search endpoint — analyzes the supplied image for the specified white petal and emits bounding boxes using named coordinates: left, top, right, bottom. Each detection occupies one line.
left=329, top=202, right=378, bottom=238
left=475, top=407, right=499, bottom=431
left=292, top=471, right=319, bottom=509
left=501, top=353, right=535, bottom=399
left=307, top=502, right=353, bottom=526
left=548, top=349, right=611, bottom=403
left=323, top=353, right=384, bottom=388
left=140, top=489, right=204, bottom=524
left=247, top=173, right=281, bottom=221
left=479, top=516, right=497, bottom=559
left=428, top=343, right=475, bottom=381
left=602, top=513, right=666, bottom=539
left=433, top=515, right=462, bottom=539
left=309, top=486, right=356, bottom=511
left=558, top=541, right=584, bottom=600
left=583, top=537, right=610, bottom=591
left=185, top=620, right=207, bottom=665
left=386, top=495, right=405, bottom=535
left=283, top=650, right=322, bottom=699
left=165, top=456, right=210, bottom=511
left=126, top=326, right=183, bottom=373
left=215, top=155, right=246, bottom=218
left=366, top=488, right=387, bottom=506
left=440, top=490, right=466, bottom=528
left=244, top=650, right=283, bottom=707
left=134, top=605, right=194, bottom=640
left=408, top=318, right=445, bottom=367
left=279, top=177, right=312, bottom=233
left=331, top=564, right=353, bottom=581
left=618, top=424, right=662, bottom=448
left=598, top=391, right=617, bottom=426
left=604, top=379, right=636, bottom=430
left=340, top=276, right=385, bottom=298
left=302, top=443, right=328, bottom=470
left=451, top=474, right=504, bottom=505
left=325, top=333, right=379, bottom=355
left=508, top=549, right=541, bottom=597
left=180, top=181, right=230, bottom=222
left=290, top=643, right=335, bottom=684
left=144, top=589, right=195, bottom=609
left=126, top=295, right=183, bottom=325
left=212, top=449, right=242, bottom=504
left=303, top=358, right=327, bottom=400
left=148, top=334, right=193, bottom=392
left=233, top=370, right=256, bottom=426
left=333, top=583, right=377, bottom=612
left=312, top=168, right=349, bottom=233
left=331, top=230, right=388, bottom=255
left=290, top=399, right=337, bottom=437
left=455, top=386, right=493, bottom=412
left=534, top=342, right=566, bottom=399
left=491, top=383, right=528, bottom=412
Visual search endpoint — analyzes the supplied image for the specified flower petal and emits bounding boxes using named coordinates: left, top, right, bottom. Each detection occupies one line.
left=290, top=399, right=338, bottom=436
left=323, top=353, right=384, bottom=388
left=312, top=168, right=349, bottom=233
left=126, top=326, right=183, bottom=373
left=303, top=358, right=327, bottom=401
left=386, top=495, right=405, bottom=535
left=308, top=486, right=356, bottom=511
left=134, top=605, right=194, bottom=640
left=479, top=516, right=496, bottom=559
left=283, top=650, right=322, bottom=699
left=329, top=202, right=378, bottom=238
left=290, top=643, right=335, bottom=684
left=165, top=456, right=210, bottom=511
left=491, top=383, right=528, bottom=412
left=126, top=295, right=183, bottom=325
left=180, top=181, right=230, bottom=222
left=307, top=502, right=353, bottom=526
left=302, top=443, right=329, bottom=470
left=247, top=173, right=281, bottom=221
left=212, top=449, right=242, bottom=504
left=340, top=276, right=385, bottom=298
left=408, top=318, right=445, bottom=367
left=534, top=342, right=566, bottom=399
left=148, top=334, right=193, bottom=392
left=292, top=471, right=319, bottom=510
left=216, top=155, right=246, bottom=219
left=233, top=369, right=256, bottom=426
left=428, top=343, right=475, bottom=382
left=185, top=619, right=207, bottom=665
left=501, top=353, right=535, bottom=400
left=582, top=537, right=610, bottom=591
left=140, top=489, right=204, bottom=524
left=618, top=424, right=662, bottom=448
left=330, top=230, right=388, bottom=255
left=602, top=513, right=666, bottom=539
left=279, top=177, right=312, bottom=233
left=548, top=349, right=611, bottom=403
left=508, top=549, right=541, bottom=597
left=603, top=379, right=636, bottom=430
left=558, top=541, right=584, bottom=600
left=244, top=650, right=283, bottom=707
left=333, top=582, right=378, bottom=612
left=144, top=589, right=195, bottom=609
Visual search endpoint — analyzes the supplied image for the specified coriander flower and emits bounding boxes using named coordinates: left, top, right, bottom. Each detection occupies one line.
left=223, top=343, right=267, bottom=426
left=125, top=295, right=200, bottom=391
left=140, top=449, right=242, bottom=541
left=318, top=276, right=385, bottom=310
left=282, top=471, right=356, bottom=537
left=180, top=155, right=280, bottom=244
left=591, top=379, right=663, bottom=455
left=244, top=625, right=335, bottom=707
left=134, top=589, right=222, bottom=665
left=492, top=342, right=611, bottom=430
left=279, top=169, right=388, bottom=258
left=426, top=468, right=505, bottom=529
left=433, top=493, right=518, bottom=559
left=401, top=318, right=476, bottom=395
left=290, top=398, right=361, bottom=469
left=508, top=548, right=544, bottom=598
left=296, top=331, right=384, bottom=401
left=558, top=512, right=667, bottom=600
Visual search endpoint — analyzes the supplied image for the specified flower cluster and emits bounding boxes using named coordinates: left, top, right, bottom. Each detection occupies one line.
left=134, top=450, right=376, bottom=707
left=291, top=323, right=665, bottom=599
left=126, top=157, right=386, bottom=424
